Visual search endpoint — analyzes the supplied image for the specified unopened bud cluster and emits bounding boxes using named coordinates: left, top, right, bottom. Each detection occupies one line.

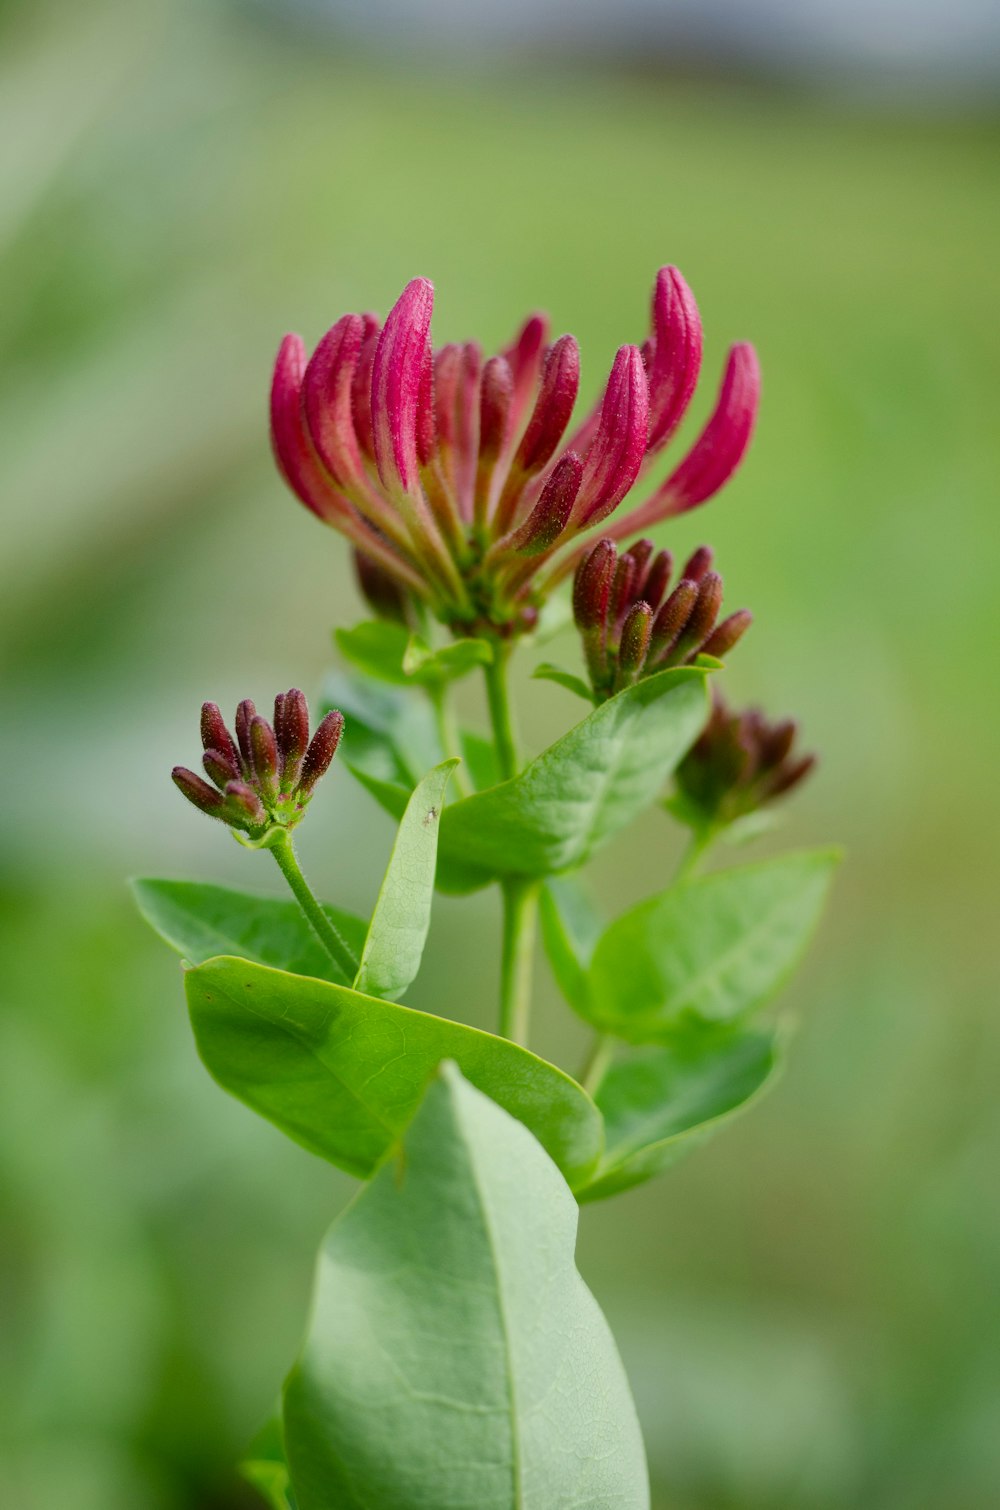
left=271, top=267, right=760, bottom=638
left=675, top=694, right=816, bottom=830
left=172, top=690, right=344, bottom=840
left=573, top=538, right=752, bottom=702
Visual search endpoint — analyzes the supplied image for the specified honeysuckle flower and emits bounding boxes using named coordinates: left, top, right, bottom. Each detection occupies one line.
left=172, top=690, right=343, bottom=841
left=270, top=268, right=760, bottom=638
left=672, top=692, right=816, bottom=832
left=572, top=539, right=752, bottom=703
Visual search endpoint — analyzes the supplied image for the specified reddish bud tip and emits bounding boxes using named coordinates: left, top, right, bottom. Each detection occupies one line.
left=648, top=578, right=699, bottom=661
left=508, top=452, right=582, bottom=557
left=203, top=748, right=240, bottom=791
left=200, top=702, right=238, bottom=767
left=275, top=688, right=310, bottom=787
left=572, top=537, right=617, bottom=632
left=223, top=780, right=267, bottom=827
left=661, top=342, right=761, bottom=513
left=479, top=356, right=513, bottom=460
left=249, top=715, right=280, bottom=801
left=172, top=766, right=225, bottom=817
left=699, top=608, right=753, bottom=660
left=514, top=334, right=581, bottom=477
left=646, top=266, right=703, bottom=452
left=680, top=545, right=714, bottom=584
left=299, top=709, right=345, bottom=795
left=767, top=753, right=817, bottom=799
left=619, top=601, right=653, bottom=674
left=372, top=277, right=435, bottom=495
left=683, top=571, right=724, bottom=648
left=234, top=699, right=257, bottom=772
left=576, top=345, right=649, bottom=526
left=642, top=550, right=673, bottom=612
left=351, top=315, right=380, bottom=460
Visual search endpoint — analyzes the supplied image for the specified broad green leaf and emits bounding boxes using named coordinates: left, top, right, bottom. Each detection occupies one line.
left=322, top=670, right=439, bottom=786
left=354, top=759, right=458, bottom=1000
left=532, top=661, right=595, bottom=702
left=539, top=876, right=603, bottom=1018
left=579, top=1026, right=783, bottom=1202
left=459, top=727, right=501, bottom=792
left=587, top=850, right=840, bottom=1040
left=132, top=879, right=368, bottom=986
left=283, top=1063, right=649, bottom=1510
left=241, top=1418, right=298, bottom=1509
left=436, top=665, right=711, bottom=889
left=184, top=957, right=603, bottom=1187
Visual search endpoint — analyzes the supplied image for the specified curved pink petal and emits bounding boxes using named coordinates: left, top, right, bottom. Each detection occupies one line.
left=646, top=265, right=703, bottom=453
left=372, top=277, right=435, bottom=495
left=574, top=344, right=649, bottom=527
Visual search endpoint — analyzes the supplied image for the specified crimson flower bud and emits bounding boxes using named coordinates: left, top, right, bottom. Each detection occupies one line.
left=572, top=538, right=616, bottom=633
left=234, top=699, right=256, bottom=773
left=617, top=602, right=653, bottom=684
left=513, top=334, right=580, bottom=478
left=646, top=265, right=703, bottom=454
left=505, top=453, right=581, bottom=558
left=275, top=688, right=310, bottom=789
left=479, top=356, right=513, bottom=461
left=299, top=710, right=345, bottom=796
left=200, top=702, right=239, bottom=769
left=575, top=345, right=649, bottom=527
left=675, top=693, right=816, bottom=829
left=203, top=747, right=240, bottom=791
left=250, top=715, right=280, bottom=802
left=372, top=277, right=435, bottom=496
left=642, top=550, right=673, bottom=612
left=680, top=545, right=714, bottom=584
left=648, top=579, right=699, bottom=664
left=173, top=767, right=225, bottom=818
left=700, top=609, right=753, bottom=660
left=224, top=780, right=267, bottom=828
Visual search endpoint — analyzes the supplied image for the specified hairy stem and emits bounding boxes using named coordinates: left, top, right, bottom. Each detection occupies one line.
left=269, top=833, right=359, bottom=981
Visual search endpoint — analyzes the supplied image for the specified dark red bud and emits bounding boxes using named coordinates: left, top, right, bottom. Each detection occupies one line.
left=648, top=578, right=699, bottom=662
left=572, top=538, right=616, bottom=632
left=680, top=571, right=724, bottom=653
left=766, top=753, right=817, bottom=800
left=680, top=545, right=714, bottom=584
left=351, top=315, right=380, bottom=460
left=758, top=718, right=796, bottom=768
left=514, top=334, right=581, bottom=476
left=609, top=554, right=639, bottom=633
left=353, top=549, right=412, bottom=626
left=250, top=715, right=280, bottom=801
left=479, top=356, right=513, bottom=460
left=203, top=747, right=240, bottom=791
left=698, top=609, right=753, bottom=661
left=275, top=688, right=310, bottom=787
left=299, top=709, right=345, bottom=795
left=200, top=702, right=239, bottom=768
left=642, top=550, right=673, bottom=612
left=507, top=452, right=582, bottom=556
left=224, top=780, right=267, bottom=827
left=234, top=699, right=257, bottom=772
left=619, top=602, right=653, bottom=675
left=173, top=766, right=225, bottom=818
left=621, top=538, right=654, bottom=594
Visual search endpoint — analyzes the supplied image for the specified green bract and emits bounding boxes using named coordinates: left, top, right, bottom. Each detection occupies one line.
left=184, top=956, right=603, bottom=1187
left=283, top=1064, right=650, bottom=1510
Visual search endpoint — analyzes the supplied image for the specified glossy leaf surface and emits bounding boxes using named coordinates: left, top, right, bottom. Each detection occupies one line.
left=133, top=878, right=368, bottom=986
left=283, top=1064, right=649, bottom=1510
left=353, top=759, right=457, bottom=1000
left=184, top=957, right=603, bottom=1186
left=579, top=1026, right=782, bottom=1202
left=587, top=850, right=839, bottom=1039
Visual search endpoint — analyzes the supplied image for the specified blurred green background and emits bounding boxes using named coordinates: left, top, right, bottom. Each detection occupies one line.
left=2, top=1, right=998, bottom=1506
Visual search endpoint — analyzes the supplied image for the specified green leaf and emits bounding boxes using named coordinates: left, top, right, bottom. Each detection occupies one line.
left=335, top=618, right=413, bottom=683
left=184, top=957, right=603, bottom=1187
left=241, top=1417, right=298, bottom=1509
left=436, top=665, right=711, bottom=890
left=283, top=1064, right=649, bottom=1510
left=354, top=759, right=458, bottom=1001
left=132, top=879, right=368, bottom=987
left=579, top=1026, right=784, bottom=1202
left=322, top=669, right=439, bottom=786
left=459, top=728, right=501, bottom=792
left=532, top=661, right=595, bottom=703
left=334, top=618, right=492, bottom=689
left=587, top=850, right=840, bottom=1040
left=402, top=633, right=493, bottom=683
left=539, top=876, right=603, bottom=1019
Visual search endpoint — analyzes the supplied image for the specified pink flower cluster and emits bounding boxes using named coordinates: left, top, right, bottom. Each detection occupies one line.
left=271, top=268, right=760, bottom=637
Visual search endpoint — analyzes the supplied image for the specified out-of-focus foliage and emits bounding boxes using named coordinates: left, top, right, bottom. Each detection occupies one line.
left=1, top=0, right=998, bottom=1506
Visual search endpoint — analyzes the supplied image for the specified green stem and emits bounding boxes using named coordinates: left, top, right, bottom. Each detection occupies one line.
left=428, top=684, right=469, bottom=797
left=498, top=878, right=539, bottom=1045
left=579, top=1032, right=615, bottom=1096
left=675, top=825, right=715, bottom=884
left=483, top=644, right=519, bottom=781
left=269, top=833, right=358, bottom=981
